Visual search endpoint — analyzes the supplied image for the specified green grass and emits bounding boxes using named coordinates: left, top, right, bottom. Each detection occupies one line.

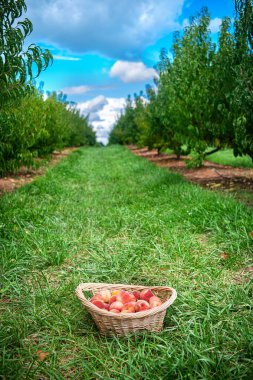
left=0, top=145, right=253, bottom=379
left=206, top=149, right=253, bottom=168
left=165, top=147, right=253, bottom=168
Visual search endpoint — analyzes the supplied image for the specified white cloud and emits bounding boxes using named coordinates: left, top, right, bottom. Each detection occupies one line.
left=61, top=85, right=92, bottom=95
left=53, top=55, right=81, bottom=61
left=78, top=95, right=109, bottom=114
left=78, top=96, right=126, bottom=144
left=88, top=113, right=103, bottom=122
left=110, top=61, right=158, bottom=83
left=209, top=18, right=222, bottom=33
left=26, top=0, right=186, bottom=58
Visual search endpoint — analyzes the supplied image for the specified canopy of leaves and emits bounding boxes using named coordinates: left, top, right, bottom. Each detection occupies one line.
left=109, top=4, right=253, bottom=163
left=0, top=89, right=96, bottom=175
left=0, top=0, right=53, bottom=106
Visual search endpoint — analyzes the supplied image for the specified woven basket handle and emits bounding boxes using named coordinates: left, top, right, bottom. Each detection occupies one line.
left=164, top=287, right=177, bottom=308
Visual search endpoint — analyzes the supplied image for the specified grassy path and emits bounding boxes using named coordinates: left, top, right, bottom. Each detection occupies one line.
left=1, top=146, right=253, bottom=379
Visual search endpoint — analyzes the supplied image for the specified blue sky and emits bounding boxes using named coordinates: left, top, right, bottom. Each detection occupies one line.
left=25, top=0, right=235, bottom=143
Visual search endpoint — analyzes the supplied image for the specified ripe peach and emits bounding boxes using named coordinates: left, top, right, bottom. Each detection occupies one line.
left=133, top=291, right=140, bottom=300
left=99, top=290, right=111, bottom=303
left=128, top=293, right=136, bottom=302
left=90, top=294, right=104, bottom=303
left=121, top=301, right=136, bottom=313
left=109, top=295, right=117, bottom=304
left=91, top=300, right=105, bottom=309
left=109, top=301, right=123, bottom=311
left=104, top=303, right=110, bottom=311
left=140, top=289, right=154, bottom=302
left=116, top=291, right=136, bottom=304
left=135, top=300, right=150, bottom=312
left=149, top=296, right=162, bottom=308
left=110, top=308, right=120, bottom=313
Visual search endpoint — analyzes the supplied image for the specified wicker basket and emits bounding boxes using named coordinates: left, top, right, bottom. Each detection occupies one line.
left=75, top=282, right=177, bottom=336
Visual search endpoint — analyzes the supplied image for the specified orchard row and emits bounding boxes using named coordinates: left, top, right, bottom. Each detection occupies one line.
left=0, top=90, right=96, bottom=175
left=0, top=1, right=96, bottom=176
left=109, top=3, right=253, bottom=167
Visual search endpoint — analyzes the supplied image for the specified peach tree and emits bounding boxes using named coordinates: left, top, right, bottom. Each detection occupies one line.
left=0, top=0, right=52, bottom=106
left=231, top=0, right=253, bottom=159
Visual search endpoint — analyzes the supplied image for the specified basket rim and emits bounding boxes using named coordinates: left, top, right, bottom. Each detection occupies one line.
left=75, top=282, right=177, bottom=319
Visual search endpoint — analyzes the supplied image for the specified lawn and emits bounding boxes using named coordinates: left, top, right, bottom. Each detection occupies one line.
left=0, top=145, right=253, bottom=379
left=164, top=147, right=253, bottom=168
left=206, top=149, right=253, bottom=168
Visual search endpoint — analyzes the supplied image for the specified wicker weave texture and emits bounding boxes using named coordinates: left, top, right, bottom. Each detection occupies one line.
left=75, top=282, right=177, bottom=336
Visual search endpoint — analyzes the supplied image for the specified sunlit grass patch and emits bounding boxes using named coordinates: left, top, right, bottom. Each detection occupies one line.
left=207, top=149, right=253, bottom=168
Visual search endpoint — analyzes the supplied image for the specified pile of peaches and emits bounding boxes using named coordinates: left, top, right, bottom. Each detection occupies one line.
left=90, top=288, right=163, bottom=314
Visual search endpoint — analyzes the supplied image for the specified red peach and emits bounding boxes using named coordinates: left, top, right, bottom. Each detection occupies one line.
left=132, top=291, right=140, bottom=300
left=135, top=300, right=150, bottom=312
left=110, top=308, right=120, bottom=313
left=104, top=303, right=110, bottom=311
left=109, top=295, right=117, bottom=304
left=149, top=296, right=162, bottom=308
left=140, top=289, right=154, bottom=302
left=128, top=293, right=136, bottom=302
left=121, top=301, right=136, bottom=313
left=91, top=300, right=105, bottom=309
left=116, top=291, right=136, bottom=304
left=109, top=301, right=123, bottom=311
left=99, top=290, right=111, bottom=303
left=130, top=293, right=136, bottom=301
left=90, top=294, right=104, bottom=303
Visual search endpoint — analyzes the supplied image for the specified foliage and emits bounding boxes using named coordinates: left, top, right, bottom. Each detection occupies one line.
left=139, top=83, right=171, bottom=154
left=110, top=4, right=253, bottom=165
left=232, top=0, right=253, bottom=158
left=235, top=0, right=253, bottom=49
left=167, top=9, right=216, bottom=159
left=0, top=0, right=86, bottom=175
left=108, top=96, right=140, bottom=145
left=0, top=0, right=53, bottom=106
left=209, top=17, right=235, bottom=148
left=0, top=90, right=96, bottom=175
